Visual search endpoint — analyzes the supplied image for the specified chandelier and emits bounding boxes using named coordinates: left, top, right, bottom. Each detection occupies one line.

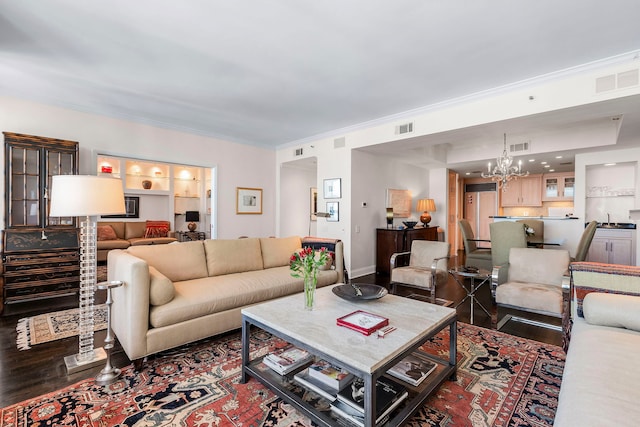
left=481, top=133, right=528, bottom=191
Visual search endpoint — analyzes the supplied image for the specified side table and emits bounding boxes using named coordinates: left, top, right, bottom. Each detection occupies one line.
left=176, top=231, right=206, bottom=242
left=448, top=266, right=492, bottom=325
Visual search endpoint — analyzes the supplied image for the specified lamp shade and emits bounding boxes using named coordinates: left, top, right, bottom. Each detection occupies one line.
left=417, top=198, right=436, bottom=212
left=50, top=175, right=125, bottom=216
left=185, top=211, right=200, bottom=222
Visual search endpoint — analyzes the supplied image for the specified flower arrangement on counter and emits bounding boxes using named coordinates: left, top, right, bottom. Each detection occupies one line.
left=523, top=224, right=535, bottom=236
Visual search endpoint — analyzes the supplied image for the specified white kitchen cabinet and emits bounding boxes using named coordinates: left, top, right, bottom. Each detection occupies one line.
left=501, top=174, right=542, bottom=207
left=542, top=172, right=575, bottom=201
left=587, top=228, right=636, bottom=266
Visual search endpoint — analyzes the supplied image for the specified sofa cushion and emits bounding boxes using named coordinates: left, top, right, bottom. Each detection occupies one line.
left=129, top=237, right=178, bottom=246
left=260, top=236, right=302, bottom=269
left=97, top=239, right=130, bottom=250
left=204, top=238, right=263, bottom=276
left=144, top=220, right=170, bottom=238
left=98, top=221, right=126, bottom=239
left=128, top=241, right=208, bottom=282
left=125, top=222, right=147, bottom=240
left=97, top=225, right=117, bottom=241
left=149, top=266, right=175, bottom=306
left=149, top=266, right=338, bottom=328
left=583, top=292, right=640, bottom=332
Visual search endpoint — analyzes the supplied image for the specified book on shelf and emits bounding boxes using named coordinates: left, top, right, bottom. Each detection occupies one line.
left=262, top=345, right=313, bottom=375
left=336, top=310, right=389, bottom=336
left=307, top=359, right=354, bottom=390
left=293, top=368, right=338, bottom=401
left=336, top=376, right=407, bottom=416
left=386, top=351, right=438, bottom=386
left=331, top=387, right=407, bottom=427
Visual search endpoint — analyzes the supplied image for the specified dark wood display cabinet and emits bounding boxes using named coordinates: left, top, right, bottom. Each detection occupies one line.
left=1, top=132, right=79, bottom=314
left=376, top=226, right=438, bottom=275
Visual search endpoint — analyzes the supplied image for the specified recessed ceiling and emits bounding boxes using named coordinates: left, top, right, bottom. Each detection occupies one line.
left=1, top=0, right=640, bottom=159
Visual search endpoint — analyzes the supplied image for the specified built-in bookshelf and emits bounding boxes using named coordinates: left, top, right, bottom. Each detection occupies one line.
left=96, top=154, right=213, bottom=236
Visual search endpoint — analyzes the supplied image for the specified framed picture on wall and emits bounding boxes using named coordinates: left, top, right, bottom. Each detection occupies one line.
left=323, top=178, right=341, bottom=199
left=310, top=187, right=318, bottom=221
left=386, top=189, right=411, bottom=218
left=326, top=201, right=339, bottom=222
left=236, top=187, right=263, bottom=214
left=102, top=196, right=139, bottom=218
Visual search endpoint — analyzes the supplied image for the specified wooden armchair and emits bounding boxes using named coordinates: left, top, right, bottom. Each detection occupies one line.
left=491, top=247, right=570, bottom=331
left=389, top=240, right=450, bottom=304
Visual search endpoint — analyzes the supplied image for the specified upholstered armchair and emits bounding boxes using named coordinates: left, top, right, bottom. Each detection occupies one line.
left=389, top=240, right=450, bottom=304
left=489, top=221, right=528, bottom=285
left=458, top=219, right=492, bottom=271
left=491, top=247, right=571, bottom=331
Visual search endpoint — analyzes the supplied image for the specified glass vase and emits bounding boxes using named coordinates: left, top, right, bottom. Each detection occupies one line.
left=304, top=273, right=317, bottom=310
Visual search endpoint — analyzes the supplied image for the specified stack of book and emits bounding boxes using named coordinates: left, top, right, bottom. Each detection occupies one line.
left=386, top=352, right=437, bottom=386
left=262, top=346, right=313, bottom=375
left=293, top=359, right=353, bottom=401
left=331, top=377, right=408, bottom=427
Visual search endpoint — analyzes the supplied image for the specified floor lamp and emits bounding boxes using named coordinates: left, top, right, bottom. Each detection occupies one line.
left=49, top=175, right=125, bottom=373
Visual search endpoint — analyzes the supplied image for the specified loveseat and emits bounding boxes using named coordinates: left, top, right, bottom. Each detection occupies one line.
left=554, top=262, right=640, bottom=426
left=97, top=221, right=177, bottom=262
left=108, top=235, right=344, bottom=364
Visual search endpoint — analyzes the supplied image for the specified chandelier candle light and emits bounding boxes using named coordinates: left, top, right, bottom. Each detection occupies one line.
left=481, top=133, right=529, bottom=191
left=49, top=175, right=125, bottom=373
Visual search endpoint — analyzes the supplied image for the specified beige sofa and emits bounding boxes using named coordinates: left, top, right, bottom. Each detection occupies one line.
left=554, top=262, right=640, bottom=426
left=97, top=221, right=177, bottom=262
left=108, top=236, right=343, bottom=364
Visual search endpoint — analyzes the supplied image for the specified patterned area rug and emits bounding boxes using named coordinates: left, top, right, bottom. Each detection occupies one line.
left=16, top=305, right=108, bottom=350
left=1, top=323, right=565, bottom=426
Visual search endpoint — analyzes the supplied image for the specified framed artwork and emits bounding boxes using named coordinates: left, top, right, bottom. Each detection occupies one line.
left=236, top=187, right=263, bottom=214
left=310, top=187, right=318, bottom=221
left=102, top=196, right=139, bottom=218
left=386, top=189, right=411, bottom=218
left=326, top=201, right=339, bottom=222
left=323, top=178, right=341, bottom=199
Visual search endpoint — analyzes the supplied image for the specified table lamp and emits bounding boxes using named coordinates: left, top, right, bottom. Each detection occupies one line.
left=185, top=210, right=200, bottom=231
left=416, top=199, right=436, bottom=227
left=50, top=175, right=125, bottom=373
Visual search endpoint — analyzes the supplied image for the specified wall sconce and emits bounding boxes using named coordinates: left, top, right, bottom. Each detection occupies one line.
left=416, top=198, right=436, bottom=227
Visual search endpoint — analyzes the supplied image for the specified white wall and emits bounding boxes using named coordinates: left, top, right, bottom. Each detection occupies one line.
left=0, top=95, right=276, bottom=239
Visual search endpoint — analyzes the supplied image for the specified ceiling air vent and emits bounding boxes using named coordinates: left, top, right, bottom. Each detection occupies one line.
left=294, top=147, right=304, bottom=157
left=395, top=122, right=413, bottom=135
left=509, top=141, right=530, bottom=154
left=333, top=136, right=346, bottom=148
left=595, top=69, right=639, bottom=93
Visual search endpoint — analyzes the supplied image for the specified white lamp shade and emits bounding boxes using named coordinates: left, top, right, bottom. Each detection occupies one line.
left=50, top=175, right=126, bottom=216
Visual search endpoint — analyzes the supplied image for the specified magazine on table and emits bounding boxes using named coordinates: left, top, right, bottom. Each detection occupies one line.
left=262, top=345, right=313, bottom=375
left=336, top=376, right=407, bottom=415
left=307, top=359, right=354, bottom=390
left=293, top=368, right=339, bottom=401
left=386, top=352, right=438, bottom=386
left=331, top=387, right=407, bottom=427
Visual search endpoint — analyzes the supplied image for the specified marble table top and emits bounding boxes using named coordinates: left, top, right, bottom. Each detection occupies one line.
left=242, top=284, right=456, bottom=373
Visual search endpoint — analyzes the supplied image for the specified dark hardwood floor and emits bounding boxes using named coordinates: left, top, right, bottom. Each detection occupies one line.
left=0, top=251, right=562, bottom=408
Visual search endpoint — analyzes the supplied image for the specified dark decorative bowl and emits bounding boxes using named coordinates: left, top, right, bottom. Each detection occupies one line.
left=402, top=221, right=418, bottom=229
left=332, top=284, right=388, bottom=301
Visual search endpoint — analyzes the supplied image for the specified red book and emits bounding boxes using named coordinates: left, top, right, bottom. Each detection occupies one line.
left=337, top=310, right=389, bottom=336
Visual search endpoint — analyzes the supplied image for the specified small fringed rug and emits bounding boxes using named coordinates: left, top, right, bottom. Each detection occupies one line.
left=16, top=305, right=108, bottom=350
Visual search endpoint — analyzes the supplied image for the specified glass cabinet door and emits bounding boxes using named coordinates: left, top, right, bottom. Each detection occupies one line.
left=563, top=176, right=575, bottom=198
left=46, top=150, right=76, bottom=226
left=9, top=145, right=41, bottom=228
left=544, top=177, right=559, bottom=198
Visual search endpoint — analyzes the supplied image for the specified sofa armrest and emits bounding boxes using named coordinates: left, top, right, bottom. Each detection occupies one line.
left=390, top=251, right=411, bottom=270
left=108, top=249, right=152, bottom=361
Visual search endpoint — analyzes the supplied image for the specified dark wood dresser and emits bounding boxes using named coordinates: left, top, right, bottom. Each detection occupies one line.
left=376, top=226, right=438, bottom=275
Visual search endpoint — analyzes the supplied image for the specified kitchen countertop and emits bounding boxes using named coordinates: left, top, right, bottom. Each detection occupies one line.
left=490, top=216, right=579, bottom=220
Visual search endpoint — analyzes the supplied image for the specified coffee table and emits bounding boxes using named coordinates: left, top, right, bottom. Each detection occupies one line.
left=241, top=285, right=457, bottom=427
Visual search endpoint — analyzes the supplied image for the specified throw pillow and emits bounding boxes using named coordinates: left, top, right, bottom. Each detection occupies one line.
left=97, top=225, right=117, bottom=241
left=583, top=292, right=640, bottom=332
left=144, top=220, right=170, bottom=238
left=148, top=266, right=175, bottom=306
